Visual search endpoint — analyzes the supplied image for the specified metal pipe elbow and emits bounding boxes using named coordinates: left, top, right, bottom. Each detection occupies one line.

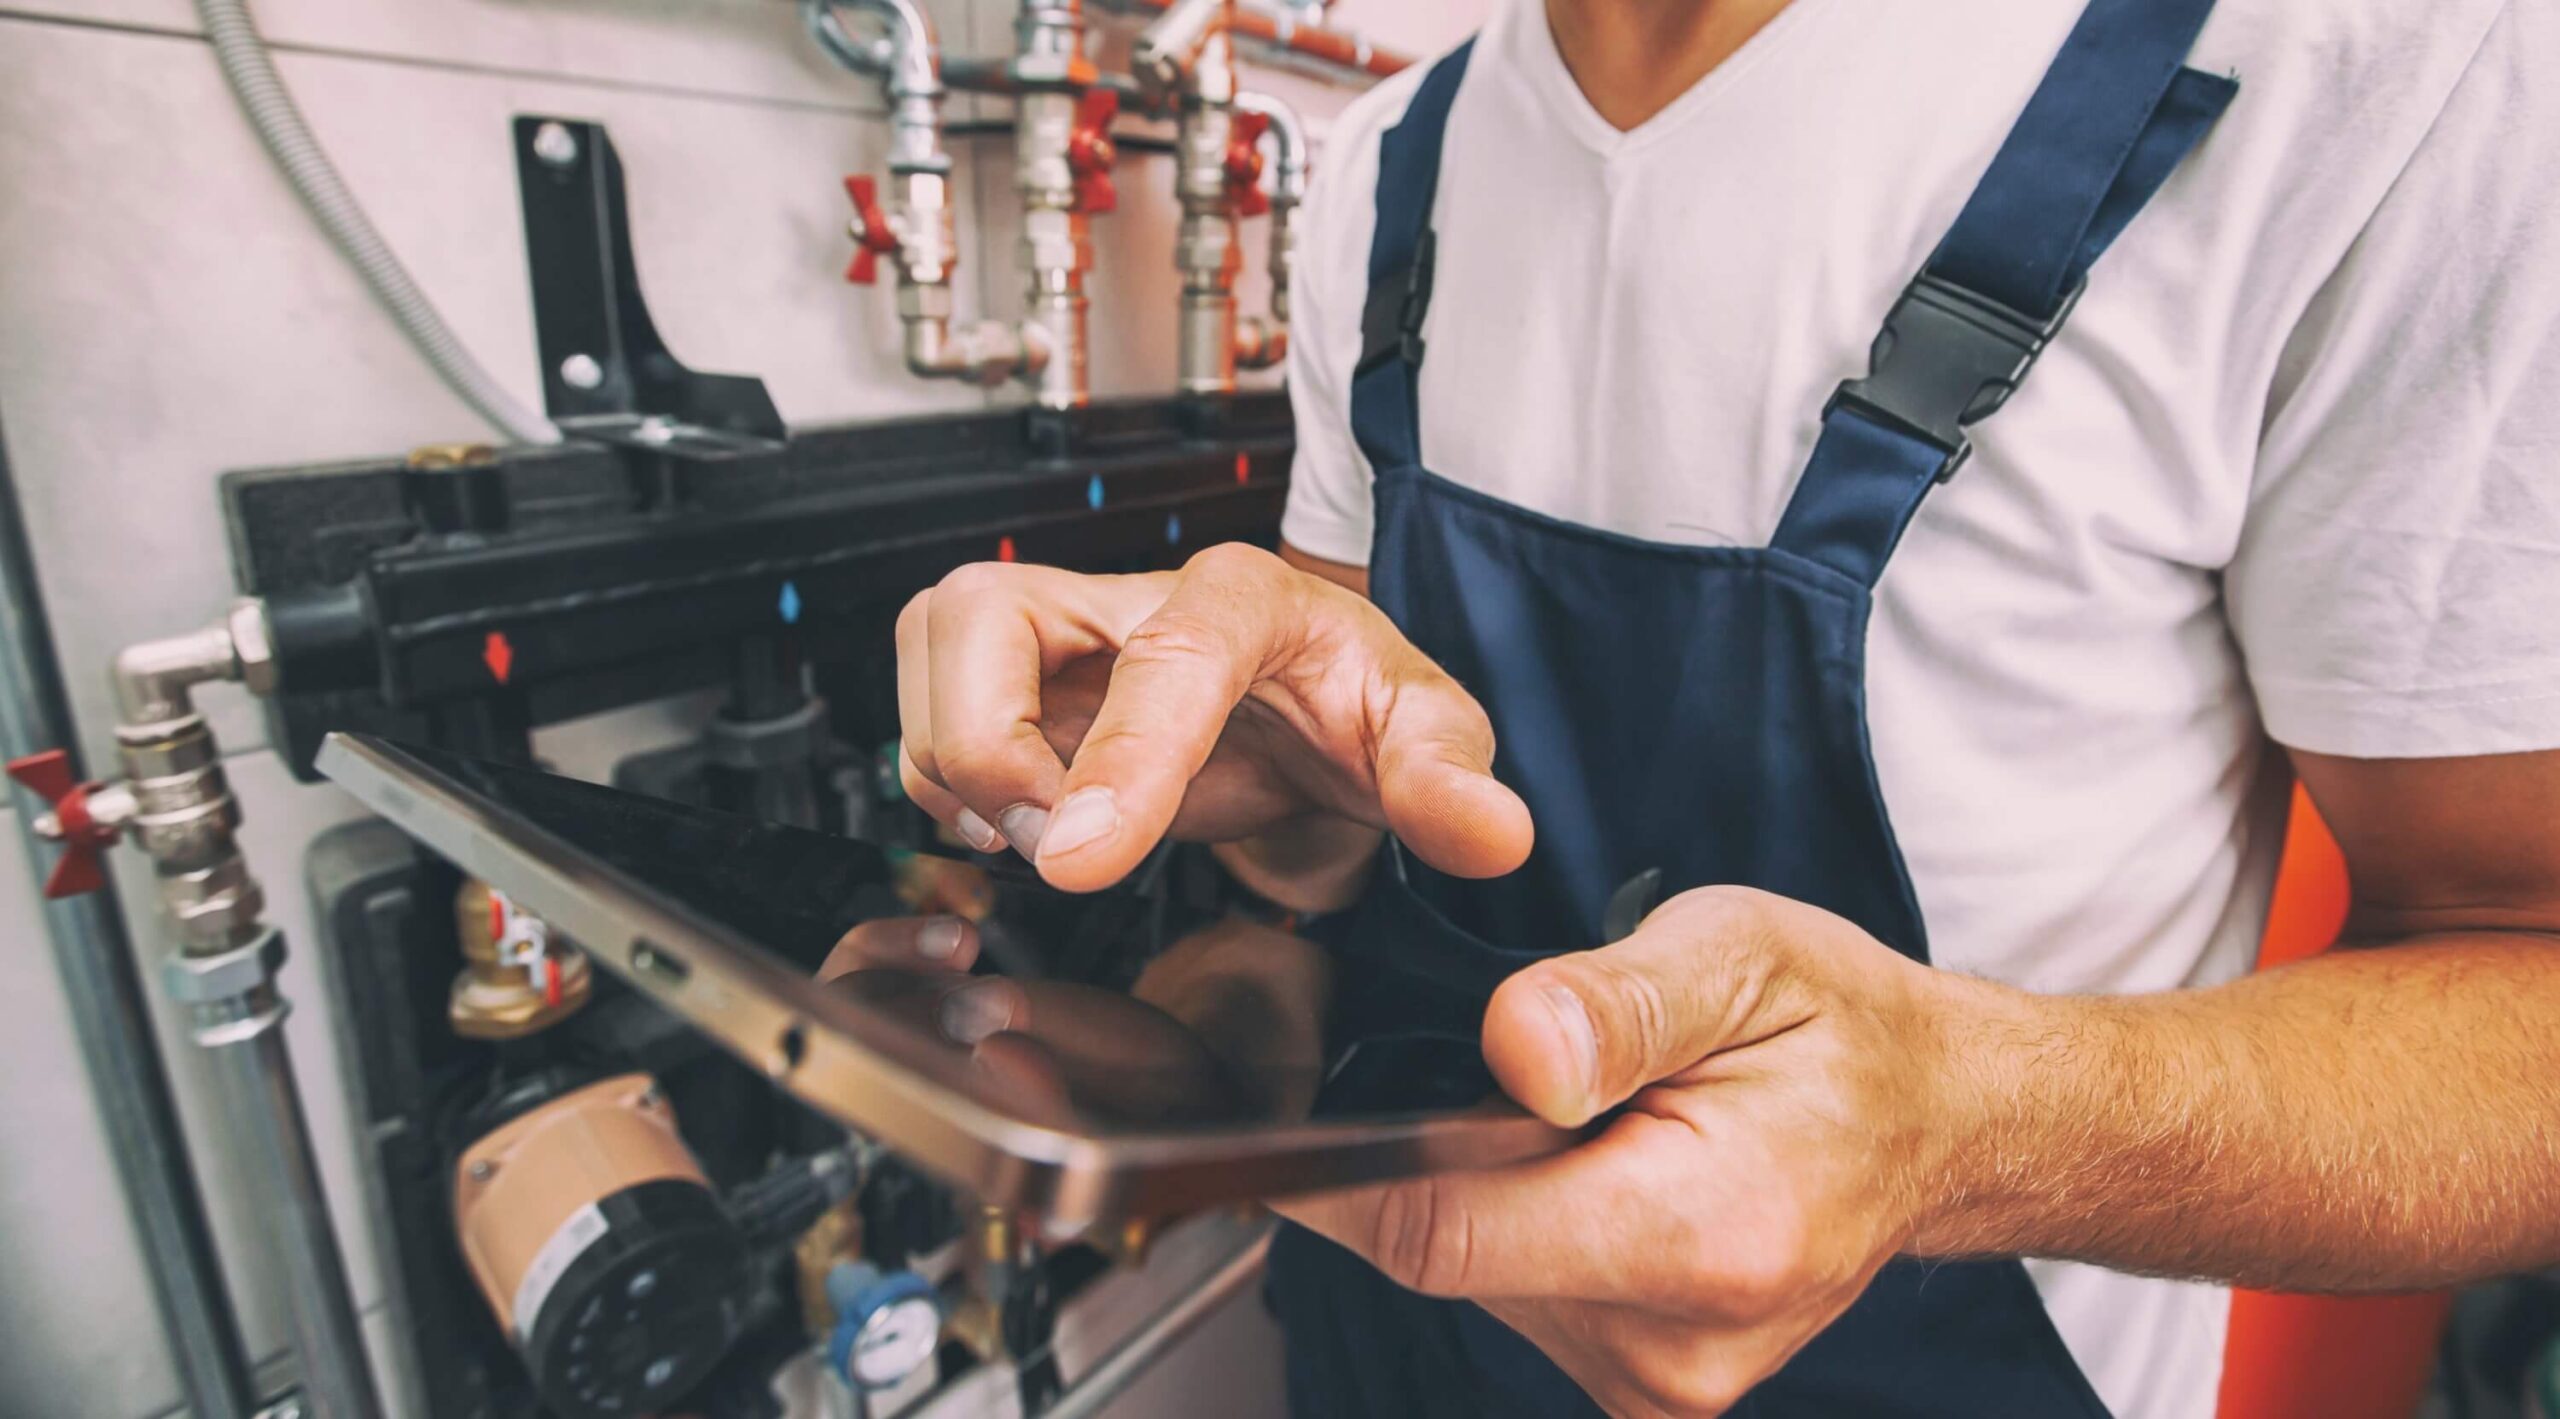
left=112, top=617, right=248, bottom=728
left=1234, top=90, right=1307, bottom=206
left=1236, top=316, right=1287, bottom=370
left=1133, top=0, right=1228, bottom=95
left=111, top=603, right=275, bottom=729
left=903, top=317, right=1045, bottom=388
left=840, top=0, right=944, bottom=101
left=802, top=0, right=893, bottom=76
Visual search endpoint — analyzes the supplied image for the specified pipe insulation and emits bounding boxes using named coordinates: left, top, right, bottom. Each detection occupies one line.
left=193, top=0, right=561, bottom=446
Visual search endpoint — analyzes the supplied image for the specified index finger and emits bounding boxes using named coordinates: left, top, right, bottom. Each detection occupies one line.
left=1035, top=544, right=1297, bottom=890
left=922, top=564, right=1164, bottom=855
left=817, top=915, right=980, bottom=981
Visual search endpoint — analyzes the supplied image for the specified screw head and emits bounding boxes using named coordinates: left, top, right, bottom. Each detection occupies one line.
left=643, top=1357, right=676, bottom=1388
left=559, top=353, right=604, bottom=390
left=531, top=121, right=580, bottom=169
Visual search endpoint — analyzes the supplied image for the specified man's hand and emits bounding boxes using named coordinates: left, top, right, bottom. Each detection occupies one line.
left=1274, top=752, right=2560, bottom=1418
left=1273, top=886, right=1991, bottom=1418
left=893, top=542, right=1531, bottom=894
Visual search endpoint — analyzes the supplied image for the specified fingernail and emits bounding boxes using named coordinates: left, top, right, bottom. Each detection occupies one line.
left=997, top=803, right=1050, bottom=856
left=940, top=981, right=1016, bottom=1044
left=1543, top=984, right=1597, bottom=1112
left=916, top=917, right=965, bottom=960
left=1038, top=788, right=1119, bottom=860
left=953, top=808, right=1003, bottom=853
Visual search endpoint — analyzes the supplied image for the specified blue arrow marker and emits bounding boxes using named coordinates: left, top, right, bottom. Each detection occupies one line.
left=778, top=581, right=803, bottom=625
left=1087, top=474, right=1104, bottom=510
left=1165, top=513, right=1182, bottom=545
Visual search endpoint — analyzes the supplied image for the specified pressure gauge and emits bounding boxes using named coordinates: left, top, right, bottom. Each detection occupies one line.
left=826, top=1261, right=943, bottom=1390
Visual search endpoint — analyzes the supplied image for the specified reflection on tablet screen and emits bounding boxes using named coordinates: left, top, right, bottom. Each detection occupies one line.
left=378, top=743, right=1437, bottom=1134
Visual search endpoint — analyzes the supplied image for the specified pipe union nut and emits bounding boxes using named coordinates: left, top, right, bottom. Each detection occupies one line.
left=1018, top=209, right=1091, bottom=274
left=896, top=282, right=957, bottom=321
left=162, top=927, right=286, bottom=1004
left=1176, top=225, right=1242, bottom=276
left=118, top=728, right=220, bottom=781
left=163, top=859, right=266, bottom=948
left=227, top=600, right=279, bottom=699
left=130, top=804, right=246, bottom=873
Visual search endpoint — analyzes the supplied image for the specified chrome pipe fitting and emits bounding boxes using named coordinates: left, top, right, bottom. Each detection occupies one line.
left=99, top=610, right=382, bottom=1419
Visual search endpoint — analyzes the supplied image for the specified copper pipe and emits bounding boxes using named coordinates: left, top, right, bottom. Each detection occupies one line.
left=1101, top=0, right=1410, bottom=80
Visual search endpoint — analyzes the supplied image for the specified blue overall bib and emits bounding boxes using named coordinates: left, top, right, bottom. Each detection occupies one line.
left=1265, top=1, right=2238, bottom=1414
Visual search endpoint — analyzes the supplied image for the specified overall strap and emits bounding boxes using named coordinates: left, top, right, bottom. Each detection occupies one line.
left=1769, top=0, right=2239, bottom=586
left=1348, top=41, right=1475, bottom=475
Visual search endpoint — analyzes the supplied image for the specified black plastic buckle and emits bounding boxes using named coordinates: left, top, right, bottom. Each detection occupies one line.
left=1356, top=229, right=1439, bottom=377
left=1824, top=273, right=2080, bottom=481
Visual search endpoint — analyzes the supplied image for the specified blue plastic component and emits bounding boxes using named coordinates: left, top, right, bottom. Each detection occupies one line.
left=1165, top=513, right=1182, bottom=545
left=1087, top=474, right=1104, bottom=510
left=825, top=1260, right=939, bottom=1389
left=778, top=580, right=803, bottom=624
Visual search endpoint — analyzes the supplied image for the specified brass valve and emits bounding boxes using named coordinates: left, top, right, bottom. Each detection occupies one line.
left=449, top=877, right=591, bottom=1038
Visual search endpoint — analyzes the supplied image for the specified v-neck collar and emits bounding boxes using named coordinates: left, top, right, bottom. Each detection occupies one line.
left=1504, top=0, right=1834, bottom=161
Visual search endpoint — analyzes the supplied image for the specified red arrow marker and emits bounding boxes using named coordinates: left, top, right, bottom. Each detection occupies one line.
left=998, top=536, right=1017, bottom=564
left=484, top=631, right=515, bottom=685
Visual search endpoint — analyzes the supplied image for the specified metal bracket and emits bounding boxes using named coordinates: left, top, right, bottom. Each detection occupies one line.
left=512, top=117, right=788, bottom=462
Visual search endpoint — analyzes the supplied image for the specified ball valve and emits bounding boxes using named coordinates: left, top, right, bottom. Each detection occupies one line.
left=1223, top=106, right=1271, bottom=218
left=8, top=748, right=133, bottom=898
left=841, top=175, right=905, bottom=285
left=1067, top=87, right=1121, bottom=215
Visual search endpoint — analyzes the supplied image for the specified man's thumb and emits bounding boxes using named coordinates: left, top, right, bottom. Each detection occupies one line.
left=1482, top=896, right=1778, bottom=1126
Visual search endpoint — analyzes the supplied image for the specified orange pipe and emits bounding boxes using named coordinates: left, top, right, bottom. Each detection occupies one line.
left=1108, top=0, right=1414, bottom=79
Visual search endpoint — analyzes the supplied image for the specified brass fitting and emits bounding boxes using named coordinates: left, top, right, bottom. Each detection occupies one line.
left=449, top=877, right=592, bottom=1039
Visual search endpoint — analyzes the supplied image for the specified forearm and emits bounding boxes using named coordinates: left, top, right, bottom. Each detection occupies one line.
left=1917, top=935, right=2560, bottom=1290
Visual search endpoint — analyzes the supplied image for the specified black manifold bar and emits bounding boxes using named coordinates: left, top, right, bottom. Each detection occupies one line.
left=224, top=394, right=1295, bottom=779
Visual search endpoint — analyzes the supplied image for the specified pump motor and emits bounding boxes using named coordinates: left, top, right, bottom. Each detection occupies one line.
left=451, top=1071, right=751, bottom=1418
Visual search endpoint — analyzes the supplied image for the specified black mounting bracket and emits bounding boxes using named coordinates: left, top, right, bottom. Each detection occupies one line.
left=513, top=115, right=788, bottom=465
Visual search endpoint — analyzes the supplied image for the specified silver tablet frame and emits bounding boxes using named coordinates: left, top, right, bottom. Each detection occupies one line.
left=317, top=732, right=1574, bottom=1230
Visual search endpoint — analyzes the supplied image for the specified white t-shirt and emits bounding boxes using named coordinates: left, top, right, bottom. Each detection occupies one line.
left=1279, top=0, right=2560, bottom=1414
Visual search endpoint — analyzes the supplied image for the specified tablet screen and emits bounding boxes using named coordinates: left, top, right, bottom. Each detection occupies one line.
left=344, top=739, right=1445, bottom=1135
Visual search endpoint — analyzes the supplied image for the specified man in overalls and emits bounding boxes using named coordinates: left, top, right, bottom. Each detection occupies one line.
left=886, top=0, right=2560, bottom=1411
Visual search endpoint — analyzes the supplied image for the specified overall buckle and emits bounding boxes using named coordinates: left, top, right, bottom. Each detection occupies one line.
left=1355, top=230, right=1438, bottom=377
left=1823, top=273, right=2080, bottom=481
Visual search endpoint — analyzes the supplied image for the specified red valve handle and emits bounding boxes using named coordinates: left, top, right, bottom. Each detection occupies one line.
left=7, top=749, right=118, bottom=898
left=1067, top=88, right=1121, bottom=215
left=842, top=175, right=903, bottom=285
left=1224, top=108, right=1271, bottom=218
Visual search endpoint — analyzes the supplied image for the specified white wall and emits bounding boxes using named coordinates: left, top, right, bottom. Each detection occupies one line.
left=0, top=2, right=1478, bottom=1415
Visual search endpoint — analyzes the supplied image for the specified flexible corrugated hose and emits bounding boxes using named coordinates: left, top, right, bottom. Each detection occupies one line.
left=194, top=0, right=561, bottom=445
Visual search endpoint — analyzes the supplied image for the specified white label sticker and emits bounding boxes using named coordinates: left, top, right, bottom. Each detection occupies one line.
left=513, top=1201, right=609, bottom=1340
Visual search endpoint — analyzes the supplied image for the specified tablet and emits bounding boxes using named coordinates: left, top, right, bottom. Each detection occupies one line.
left=316, top=732, right=1573, bottom=1230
